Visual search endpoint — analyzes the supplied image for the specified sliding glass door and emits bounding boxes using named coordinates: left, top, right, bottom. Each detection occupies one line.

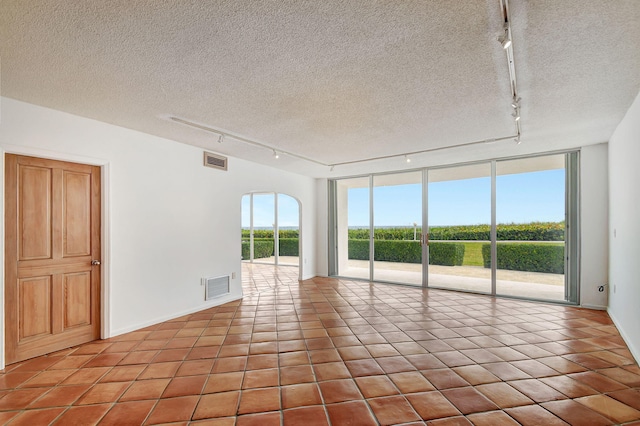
left=335, top=177, right=371, bottom=279
left=329, top=151, right=579, bottom=304
left=495, top=155, right=569, bottom=301
left=427, top=163, right=492, bottom=293
left=373, top=172, right=423, bottom=286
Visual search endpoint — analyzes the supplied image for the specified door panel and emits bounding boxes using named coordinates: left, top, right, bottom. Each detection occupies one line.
left=19, top=276, right=52, bottom=339
left=19, top=166, right=52, bottom=260
left=64, top=272, right=92, bottom=329
left=372, top=171, right=423, bottom=286
left=63, top=171, right=92, bottom=257
left=427, top=163, right=492, bottom=293
left=5, top=154, right=101, bottom=364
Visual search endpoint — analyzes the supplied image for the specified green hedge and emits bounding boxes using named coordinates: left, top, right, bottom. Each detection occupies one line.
left=279, top=238, right=299, bottom=256
left=347, top=222, right=564, bottom=242
left=241, top=229, right=299, bottom=239
left=241, top=240, right=274, bottom=259
left=429, top=242, right=465, bottom=266
left=481, top=243, right=564, bottom=274
left=241, top=238, right=299, bottom=258
left=348, top=240, right=464, bottom=266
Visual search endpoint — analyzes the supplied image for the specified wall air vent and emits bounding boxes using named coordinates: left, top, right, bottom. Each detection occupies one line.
left=203, top=151, right=227, bottom=171
left=203, top=275, right=230, bottom=300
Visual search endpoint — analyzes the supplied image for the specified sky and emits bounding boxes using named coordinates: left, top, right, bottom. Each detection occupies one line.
left=241, top=169, right=565, bottom=229
left=242, top=193, right=300, bottom=228
left=348, top=169, right=565, bottom=227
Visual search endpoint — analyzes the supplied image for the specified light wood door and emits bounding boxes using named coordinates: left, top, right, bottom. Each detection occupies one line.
left=5, top=154, right=101, bottom=364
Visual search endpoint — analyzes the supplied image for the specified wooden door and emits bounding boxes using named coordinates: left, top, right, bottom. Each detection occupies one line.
left=5, top=154, right=101, bottom=364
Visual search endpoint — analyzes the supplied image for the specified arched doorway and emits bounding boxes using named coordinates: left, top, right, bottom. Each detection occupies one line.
left=241, top=192, right=302, bottom=284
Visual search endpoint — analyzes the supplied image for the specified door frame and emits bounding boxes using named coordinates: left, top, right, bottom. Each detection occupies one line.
left=242, top=191, right=303, bottom=280
left=0, top=145, right=111, bottom=369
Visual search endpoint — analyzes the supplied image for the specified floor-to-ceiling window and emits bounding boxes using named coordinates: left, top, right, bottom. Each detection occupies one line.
left=427, top=163, right=492, bottom=293
left=329, top=151, right=579, bottom=304
left=373, top=172, right=423, bottom=286
left=495, top=154, right=569, bottom=301
left=335, top=177, right=371, bottom=280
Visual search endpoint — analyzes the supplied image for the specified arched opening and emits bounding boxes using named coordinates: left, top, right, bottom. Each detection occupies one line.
left=241, top=192, right=302, bottom=292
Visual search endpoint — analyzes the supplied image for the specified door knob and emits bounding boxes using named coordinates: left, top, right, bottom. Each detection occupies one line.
left=91, top=260, right=101, bottom=265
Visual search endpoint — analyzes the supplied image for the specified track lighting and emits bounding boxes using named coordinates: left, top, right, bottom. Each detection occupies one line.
left=512, top=111, right=521, bottom=121
left=511, top=97, right=521, bottom=108
left=217, top=134, right=224, bottom=144
left=498, top=22, right=511, bottom=49
left=273, top=150, right=280, bottom=159
left=499, top=35, right=512, bottom=49
left=330, top=165, right=335, bottom=172
left=405, top=155, right=411, bottom=163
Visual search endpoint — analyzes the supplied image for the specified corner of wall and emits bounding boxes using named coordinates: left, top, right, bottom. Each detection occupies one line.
left=579, top=143, right=609, bottom=309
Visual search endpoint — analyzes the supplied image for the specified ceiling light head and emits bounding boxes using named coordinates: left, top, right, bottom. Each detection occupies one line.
left=217, top=134, right=224, bottom=144
left=498, top=23, right=512, bottom=50
left=498, top=34, right=512, bottom=49
left=273, top=149, right=280, bottom=159
left=512, top=112, right=521, bottom=121
left=405, top=155, right=411, bottom=163
left=515, top=135, right=522, bottom=145
left=330, top=165, right=335, bottom=172
left=511, top=97, right=521, bottom=108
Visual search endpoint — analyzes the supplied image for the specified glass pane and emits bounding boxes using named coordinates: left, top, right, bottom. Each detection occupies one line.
left=241, top=195, right=251, bottom=262
left=336, top=177, right=370, bottom=279
left=278, top=194, right=299, bottom=266
left=252, top=193, right=276, bottom=264
left=496, top=154, right=566, bottom=301
left=428, top=163, right=491, bottom=293
left=372, top=172, right=422, bottom=286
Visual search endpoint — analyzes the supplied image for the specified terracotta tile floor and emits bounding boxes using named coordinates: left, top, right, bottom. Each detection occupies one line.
left=1, top=264, right=639, bottom=425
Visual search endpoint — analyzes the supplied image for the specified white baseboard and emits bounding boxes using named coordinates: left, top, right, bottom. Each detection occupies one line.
left=109, top=294, right=243, bottom=338
left=607, top=309, right=640, bottom=365
left=580, top=304, right=607, bottom=310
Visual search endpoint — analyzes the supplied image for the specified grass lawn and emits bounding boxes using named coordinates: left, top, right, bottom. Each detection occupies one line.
left=462, top=242, right=485, bottom=266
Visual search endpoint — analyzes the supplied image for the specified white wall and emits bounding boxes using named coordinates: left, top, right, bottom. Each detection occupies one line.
left=608, top=91, right=640, bottom=362
left=0, top=98, right=317, bottom=365
left=580, top=144, right=609, bottom=309
left=315, top=179, right=329, bottom=277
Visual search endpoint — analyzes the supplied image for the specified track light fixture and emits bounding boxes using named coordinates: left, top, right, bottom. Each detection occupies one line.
left=273, top=150, right=280, bottom=159
left=405, top=155, right=411, bottom=163
left=511, top=97, right=521, bottom=108
left=498, top=22, right=511, bottom=49
left=217, top=134, right=224, bottom=144
left=330, top=165, right=335, bottom=172
left=512, top=110, right=521, bottom=121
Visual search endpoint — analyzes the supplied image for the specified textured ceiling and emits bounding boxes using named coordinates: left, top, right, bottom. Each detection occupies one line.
left=1, top=1, right=639, bottom=177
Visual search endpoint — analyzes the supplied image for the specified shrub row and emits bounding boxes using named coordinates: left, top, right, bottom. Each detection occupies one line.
left=481, top=243, right=565, bottom=274
left=241, top=240, right=274, bottom=259
left=348, top=240, right=465, bottom=266
left=241, top=229, right=299, bottom=239
left=347, top=222, right=564, bottom=242
left=241, top=238, right=299, bottom=258
left=278, top=238, right=299, bottom=256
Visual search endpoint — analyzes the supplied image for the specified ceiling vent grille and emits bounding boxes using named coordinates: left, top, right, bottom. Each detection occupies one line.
left=203, top=275, right=230, bottom=300
left=203, top=151, right=227, bottom=171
